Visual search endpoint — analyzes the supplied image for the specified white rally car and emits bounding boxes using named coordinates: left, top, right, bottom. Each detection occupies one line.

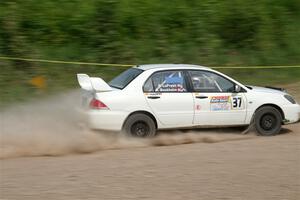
left=77, top=64, right=300, bottom=137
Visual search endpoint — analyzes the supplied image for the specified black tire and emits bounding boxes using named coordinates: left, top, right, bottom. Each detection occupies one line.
left=254, top=106, right=282, bottom=136
left=123, top=113, right=156, bottom=137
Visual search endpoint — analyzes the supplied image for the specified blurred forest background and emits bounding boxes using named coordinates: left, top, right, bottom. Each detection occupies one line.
left=0, top=0, right=300, bottom=107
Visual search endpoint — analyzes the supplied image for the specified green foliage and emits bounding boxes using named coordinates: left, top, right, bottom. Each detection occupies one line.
left=0, top=0, right=299, bottom=65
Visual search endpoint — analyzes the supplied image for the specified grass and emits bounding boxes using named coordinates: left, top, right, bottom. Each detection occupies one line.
left=0, top=63, right=299, bottom=109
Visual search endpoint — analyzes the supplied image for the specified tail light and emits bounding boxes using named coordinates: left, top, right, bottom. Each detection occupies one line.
left=89, top=98, right=109, bottom=110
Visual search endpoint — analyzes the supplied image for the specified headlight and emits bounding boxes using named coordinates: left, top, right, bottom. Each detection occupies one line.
left=284, top=95, right=296, bottom=104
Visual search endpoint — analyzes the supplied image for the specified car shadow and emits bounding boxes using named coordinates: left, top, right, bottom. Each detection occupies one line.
left=277, top=127, right=292, bottom=135
left=157, top=126, right=292, bottom=136
left=157, top=126, right=247, bottom=136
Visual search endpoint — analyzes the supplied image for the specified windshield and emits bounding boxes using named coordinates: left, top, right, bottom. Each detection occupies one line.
left=109, top=68, right=144, bottom=89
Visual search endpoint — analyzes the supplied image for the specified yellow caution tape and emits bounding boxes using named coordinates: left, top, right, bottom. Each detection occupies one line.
left=0, top=56, right=133, bottom=67
left=1, top=56, right=300, bottom=69
left=212, top=66, right=300, bottom=69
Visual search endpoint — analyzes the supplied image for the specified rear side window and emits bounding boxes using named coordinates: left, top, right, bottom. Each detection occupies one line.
left=143, top=70, right=187, bottom=92
left=143, top=78, right=154, bottom=92
left=109, top=68, right=143, bottom=89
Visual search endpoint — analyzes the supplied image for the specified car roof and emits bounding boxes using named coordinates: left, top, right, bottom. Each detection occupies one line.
left=136, top=64, right=210, bottom=71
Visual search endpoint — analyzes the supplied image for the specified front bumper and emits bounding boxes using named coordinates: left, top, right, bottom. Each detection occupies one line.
left=87, top=110, right=128, bottom=131
left=282, top=103, right=300, bottom=124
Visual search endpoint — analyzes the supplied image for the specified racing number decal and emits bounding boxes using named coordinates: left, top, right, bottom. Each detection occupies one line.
left=232, top=97, right=242, bottom=108
left=231, top=96, right=243, bottom=109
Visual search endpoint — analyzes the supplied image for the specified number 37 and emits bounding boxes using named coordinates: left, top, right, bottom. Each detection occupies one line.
left=232, top=97, right=242, bottom=108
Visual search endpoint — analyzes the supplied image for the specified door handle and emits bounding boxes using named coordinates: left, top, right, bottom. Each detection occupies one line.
left=147, top=96, right=160, bottom=99
left=196, top=96, right=208, bottom=99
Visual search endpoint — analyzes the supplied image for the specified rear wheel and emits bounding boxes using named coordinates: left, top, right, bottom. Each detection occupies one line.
left=254, top=106, right=282, bottom=136
left=123, top=113, right=156, bottom=137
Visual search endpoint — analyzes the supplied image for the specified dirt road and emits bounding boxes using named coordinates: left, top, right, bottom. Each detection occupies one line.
left=1, top=84, right=300, bottom=200
left=1, top=124, right=300, bottom=200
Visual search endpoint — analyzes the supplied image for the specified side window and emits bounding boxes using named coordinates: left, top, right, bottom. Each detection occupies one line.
left=189, top=71, right=235, bottom=92
left=143, top=78, right=154, bottom=92
left=143, top=71, right=187, bottom=92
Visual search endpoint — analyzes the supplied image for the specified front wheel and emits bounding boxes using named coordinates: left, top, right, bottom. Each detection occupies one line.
left=123, top=113, right=156, bottom=137
left=254, top=106, right=282, bottom=136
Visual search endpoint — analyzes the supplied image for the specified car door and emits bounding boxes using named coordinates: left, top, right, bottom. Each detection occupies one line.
left=188, top=70, right=247, bottom=126
left=143, top=70, right=194, bottom=127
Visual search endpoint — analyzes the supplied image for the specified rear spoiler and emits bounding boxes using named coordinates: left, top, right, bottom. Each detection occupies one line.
left=77, top=74, right=112, bottom=92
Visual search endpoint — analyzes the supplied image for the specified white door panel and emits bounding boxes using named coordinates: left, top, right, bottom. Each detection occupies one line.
left=143, top=70, right=194, bottom=127
left=145, top=93, right=194, bottom=126
left=193, top=93, right=247, bottom=125
left=188, top=70, right=247, bottom=126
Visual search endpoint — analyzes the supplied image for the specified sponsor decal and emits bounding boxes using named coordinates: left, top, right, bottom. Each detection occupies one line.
left=150, top=92, right=162, bottom=95
left=155, top=75, right=187, bottom=92
left=210, top=96, right=231, bottom=111
left=159, top=76, right=186, bottom=92
left=144, top=92, right=162, bottom=96
left=159, top=83, right=186, bottom=92
left=210, top=96, right=230, bottom=103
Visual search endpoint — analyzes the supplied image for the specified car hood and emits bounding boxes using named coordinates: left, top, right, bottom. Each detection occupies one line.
left=248, top=85, right=287, bottom=95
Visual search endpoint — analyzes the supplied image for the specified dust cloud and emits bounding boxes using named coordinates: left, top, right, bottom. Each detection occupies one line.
left=0, top=91, right=252, bottom=159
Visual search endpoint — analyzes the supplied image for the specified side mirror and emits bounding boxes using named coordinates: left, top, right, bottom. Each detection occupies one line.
left=234, top=85, right=241, bottom=93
